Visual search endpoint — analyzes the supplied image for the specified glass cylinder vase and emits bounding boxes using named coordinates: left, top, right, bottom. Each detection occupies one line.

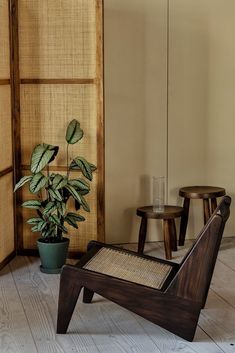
left=152, top=176, right=165, bottom=213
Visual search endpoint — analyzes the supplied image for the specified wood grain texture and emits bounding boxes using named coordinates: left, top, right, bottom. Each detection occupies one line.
left=0, top=86, right=13, bottom=171
left=9, top=0, right=23, bottom=253
left=0, top=173, right=15, bottom=263
left=95, top=0, right=105, bottom=243
left=0, top=264, right=38, bottom=353
left=57, top=197, right=231, bottom=341
left=2, top=238, right=235, bottom=352
left=0, top=0, right=10, bottom=79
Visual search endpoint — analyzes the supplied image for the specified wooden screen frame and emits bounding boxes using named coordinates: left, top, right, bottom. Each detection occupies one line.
left=0, top=0, right=16, bottom=269
left=8, top=0, right=105, bottom=257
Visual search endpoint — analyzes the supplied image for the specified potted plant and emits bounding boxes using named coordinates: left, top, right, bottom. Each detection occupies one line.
left=14, top=119, right=96, bottom=273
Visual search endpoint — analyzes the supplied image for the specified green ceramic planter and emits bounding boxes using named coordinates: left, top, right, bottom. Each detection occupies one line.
left=37, top=237, right=69, bottom=274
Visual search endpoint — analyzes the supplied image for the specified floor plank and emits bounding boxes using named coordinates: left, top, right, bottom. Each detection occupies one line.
left=0, top=237, right=234, bottom=353
left=0, top=264, right=38, bottom=353
left=9, top=256, right=83, bottom=353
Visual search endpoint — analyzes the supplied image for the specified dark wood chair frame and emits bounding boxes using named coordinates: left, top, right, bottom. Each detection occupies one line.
left=57, top=196, right=231, bottom=342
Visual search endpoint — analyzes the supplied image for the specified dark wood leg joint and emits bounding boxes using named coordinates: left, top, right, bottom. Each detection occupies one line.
left=138, top=217, right=147, bottom=254
left=211, top=198, right=217, bottom=213
left=163, top=219, right=172, bottom=260
left=203, top=199, right=211, bottom=224
left=179, top=198, right=190, bottom=246
left=170, top=219, right=177, bottom=252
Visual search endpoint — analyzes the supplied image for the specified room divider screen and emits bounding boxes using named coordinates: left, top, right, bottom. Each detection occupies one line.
left=0, top=0, right=104, bottom=266
left=0, top=0, right=15, bottom=268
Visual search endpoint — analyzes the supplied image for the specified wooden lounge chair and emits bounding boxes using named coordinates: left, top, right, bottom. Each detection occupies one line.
left=57, top=195, right=231, bottom=341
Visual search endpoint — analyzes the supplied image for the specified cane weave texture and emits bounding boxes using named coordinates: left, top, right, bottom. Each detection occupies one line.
left=19, top=0, right=97, bottom=79
left=20, top=84, right=97, bottom=167
left=0, top=173, right=14, bottom=262
left=0, top=86, right=12, bottom=171
left=0, top=0, right=10, bottom=79
left=22, top=171, right=97, bottom=252
left=83, top=247, right=173, bottom=289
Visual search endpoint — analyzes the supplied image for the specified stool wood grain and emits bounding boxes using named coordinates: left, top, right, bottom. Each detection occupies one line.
left=179, top=186, right=226, bottom=246
left=136, top=206, right=183, bottom=260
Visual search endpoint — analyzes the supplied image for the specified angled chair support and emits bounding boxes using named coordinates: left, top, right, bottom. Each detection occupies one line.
left=57, top=196, right=231, bottom=341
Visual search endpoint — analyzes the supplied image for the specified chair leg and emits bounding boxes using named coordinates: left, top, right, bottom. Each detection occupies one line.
left=170, top=219, right=177, bottom=252
left=57, top=267, right=83, bottom=334
left=83, top=287, right=94, bottom=303
left=179, top=198, right=190, bottom=246
left=163, top=219, right=172, bottom=260
left=138, top=217, right=147, bottom=253
left=203, top=199, right=211, bottom=224
left=211, top=198, right=217, bottom=213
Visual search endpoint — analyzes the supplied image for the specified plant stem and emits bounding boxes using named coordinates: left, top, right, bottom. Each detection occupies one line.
left=67, top=143, right=70, bottom=178
left=46, top=165, right=50, bottom=200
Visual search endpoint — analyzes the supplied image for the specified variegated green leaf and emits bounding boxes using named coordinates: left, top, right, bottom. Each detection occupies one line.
left=26, top=217, right=42, bottom=225
left=29, top=172, right=47, bottom=194
left=43, top=201, right=57, bottom=215
left=66, top=119, right=84, bottom=144
left=49, top=214, right=61, bottom=225
left=64, top=185, right=82, bottom=203
left=31, top=225, right=40, bottom=232
left=52, top=174, right=67, bottom=190
left=30, top=143, right=59, bottom=173
left=48, top=188, right=63, bottom=201
left=65, top=215, right=78, bottom=229
left=22, top=200, right=41, bottom=209
left=69, top=157, right=93, bottom=180
left=68, top=178, right=90, bottom=191
left=14, top=175, right=33, bottom=192
left=57, top=202, right=66, bottom=216
left=37, top=220, right=47, bottom=231
left=89, top=163, right=97, bottom=171
left=58, top=224, right=68, bottom=234
left=66, top=212, right=85, bottom=222
left=80, top=195, right=90, bottom=212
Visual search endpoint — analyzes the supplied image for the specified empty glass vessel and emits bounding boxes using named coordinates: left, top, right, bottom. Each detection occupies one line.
left=152, top=176, right=165, bottom=212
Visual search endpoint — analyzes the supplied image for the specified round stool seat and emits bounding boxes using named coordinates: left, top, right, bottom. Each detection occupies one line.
left=178, top=185, right=226, bottom=246
left=137, top=206, right=183, bottom=219
left=179, top=186, right=225, bottom=199
left=136, top=205, right=183, bottom=260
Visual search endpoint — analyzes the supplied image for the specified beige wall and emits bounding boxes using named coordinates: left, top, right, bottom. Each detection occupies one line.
left=105, top=0, right=235, bottom=244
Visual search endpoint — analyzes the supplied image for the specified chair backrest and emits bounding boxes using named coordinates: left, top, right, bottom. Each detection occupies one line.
left=167, top=196, right=231, bottom=304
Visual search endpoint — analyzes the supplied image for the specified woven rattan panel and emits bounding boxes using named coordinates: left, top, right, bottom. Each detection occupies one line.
left=0, top=173, right=14, bottom=263
left=18, top=0, right=97, bottom=79
left=17, top=0, right=103, bottom=253
left=22, top=171, right=97, bottom=252
left=0, top=86, right=12, bottom=170
left=20, top=84, right=97, bottom=167
left=84, top=248, right=173, bottom=290
left=0, top=0, right=10, bottom=79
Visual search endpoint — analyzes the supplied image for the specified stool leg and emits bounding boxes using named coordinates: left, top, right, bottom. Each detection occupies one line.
left=138, top=217, right=147, bottom=254
left=169, top=219, right=177, bottom=252
left=179, top=198, right=190, bottom=246
left=203, top=199, right=211, bottom=224
left=211, top=198, right=217, bottom=213
left=163, top=219, right=172, bottom=260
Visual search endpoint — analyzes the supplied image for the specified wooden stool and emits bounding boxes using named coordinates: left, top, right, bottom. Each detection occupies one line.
left=136, top=206, right=183, bottom=260
left=179, top=186, right=226, bottom=246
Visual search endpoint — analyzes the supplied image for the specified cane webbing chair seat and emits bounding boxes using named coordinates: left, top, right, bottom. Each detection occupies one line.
left=83, top=247, right=173, bottom=290
left=57, top=196, right=231, bottom=342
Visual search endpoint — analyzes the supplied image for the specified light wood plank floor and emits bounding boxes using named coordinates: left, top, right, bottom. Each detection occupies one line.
left=0, top=238, right=235, bottom=353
